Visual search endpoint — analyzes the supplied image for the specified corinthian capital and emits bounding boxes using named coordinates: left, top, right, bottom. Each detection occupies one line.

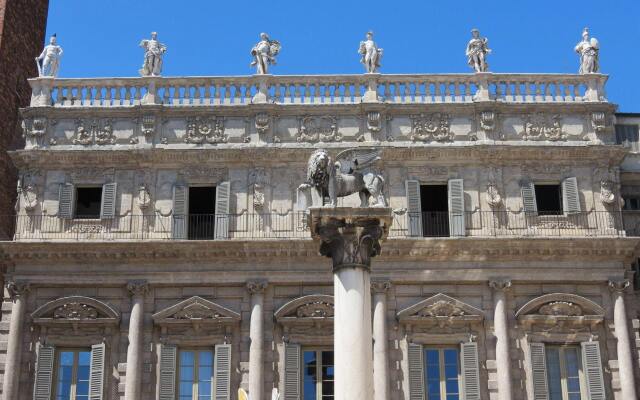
left=608, top=279, right=631, bottom=293
left=489, top=279, right=512, bottom=291
left=246, top=280, right=268, bottom=294
left=371, top=279, right=391, bottom=294
left=6, top=281, right=30, bottom=301
left=127, top=280, right=149, bottom=297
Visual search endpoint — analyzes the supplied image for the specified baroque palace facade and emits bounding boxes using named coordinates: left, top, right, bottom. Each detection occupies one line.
left=2, top=32, right=640, bottom=400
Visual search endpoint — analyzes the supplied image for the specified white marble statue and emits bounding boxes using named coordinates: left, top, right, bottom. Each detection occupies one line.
left=358, top=31, right=383, bottom=73
left=466, top=29, right=491, bottom=72
left=36, top=34, right=63, bottom=77
left=250, top=33, right=281, bottom=75
left=574, top=27, right=599, bottom=74
left=139, top=32, right=167, bottom=76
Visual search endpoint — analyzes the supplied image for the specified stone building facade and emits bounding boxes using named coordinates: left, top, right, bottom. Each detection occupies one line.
left=1, top=71, right=640, bottom=400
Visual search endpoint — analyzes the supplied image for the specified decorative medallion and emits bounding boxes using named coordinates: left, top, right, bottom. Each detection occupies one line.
left=410, top=113, right=452, bottom=142
left=297, top=116, right=342, bottom=143
left=185, top=116, right=227, bottom=144
left=521, top=114, right=566, bottom=141
left=53, top=302, right=99, bottom=320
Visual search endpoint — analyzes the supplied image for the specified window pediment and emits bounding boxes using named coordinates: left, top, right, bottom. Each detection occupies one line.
left=516, top=293, right=605, bottom=328
left=152, top=296, right=240, bottom=327
left=31, top=296, right=120, bottom=326
left=275, top=295, right=334, bottom=344
left=397, top=293, right=484, bottom=328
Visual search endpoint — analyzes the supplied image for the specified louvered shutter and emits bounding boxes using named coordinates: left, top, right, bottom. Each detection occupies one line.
left=283, top=343, right=301, bottom=400
left=100, top=182, right=117, bottom=219
left=521, top=181, right=538, bottom=215
left=158, top=344, right=177, bottom=400
left=214, top=343, right=232, bottom=400
left=581, top=341, right=605, bottom=400
left=172, top=185, right=188, bottom=239
left=460, top=342, right=481, bottom=400
left=562, top=177, right=581, bottom=215
left=530, top=342, right=549, bottom=400
left=33, top=344, right=55, bottom=400
left=89, top=343, right=105, bottom=400
left=407, top=343, right=425, bottom=400
left=448, top=179, right=466, bottom=237
left=58, top=183, right=75, bottom=219
left=405, top=180, right=422, bottom=237
left=214, top=181, right=230, bottom=239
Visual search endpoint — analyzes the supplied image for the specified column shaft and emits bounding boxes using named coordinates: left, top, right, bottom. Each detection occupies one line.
left=124, top=282, right=147, bottom=400
left=248, top=284, right=266, bottom=400
left=493, top=290, right=513, bottom=400
left=613, top=291, right=637, bottom=400
left=372, top=287, right=390, bottom=400
left=2, top=291, right=26, bottom=400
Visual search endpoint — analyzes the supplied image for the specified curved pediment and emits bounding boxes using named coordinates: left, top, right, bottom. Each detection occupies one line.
left=152, top=296, right=240, bottom=326
left=275, top=295, right=334, bottom=322
left=515, top=293, right=605, bottom=328
left=397, top=293, right=484, bottom=326
left=31, top=296, right=120, bottom=325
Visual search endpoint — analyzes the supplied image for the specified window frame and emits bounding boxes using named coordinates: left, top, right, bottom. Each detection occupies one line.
left=52, top=347, right=92, bottom=400
left=615, top=124, right=640, bottom=152
left=534, top=183, right=563, bottom=216
left=177, top=348, right=215, bottom=400
left=423, top=345, right=462, bottom=400
left=74, top=185, right=103, bottom=220
left=544, top=344, right=587, bottom=400
left=301, top=347, right=334, bottom=400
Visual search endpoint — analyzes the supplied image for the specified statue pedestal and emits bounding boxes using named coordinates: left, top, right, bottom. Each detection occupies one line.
left=251, top=74, right=272, bottom=104
left=309, top=207, right=392, bottom=400
left=362, top=73, right=380, bottom=103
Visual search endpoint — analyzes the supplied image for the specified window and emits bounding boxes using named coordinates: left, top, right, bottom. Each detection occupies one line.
left=420, top=185, right=449, bottom=237
left=75, top=187, right=102, bottom=219
left=615, top=124, right=640, bottom=152
left=424, top=347, right=460, bottom=400
left=623, top=197, right=640, bottom=211
left=178, top=349, right=214, bottom=400
left=535, top=184, right=562, bottom=215
left=545, top=346, right=585, bottom=400
left=302, top=350, right=334, bottom=400
left=54, top=349, right=91, bottom=400
left=188, top=186, right=217, bottom=239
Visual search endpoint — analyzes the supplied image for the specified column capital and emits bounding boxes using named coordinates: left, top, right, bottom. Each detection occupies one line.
left=489, top=279, right=512, bottom=291
left=6, top=281, right=30, bottom=301
left=608, top=279, right=631, bottom=293
left=246, top=280, right=268, bottom=294
left=127, top=280, right=149, bottom=297
left=371, top=279, right=391, bottom=294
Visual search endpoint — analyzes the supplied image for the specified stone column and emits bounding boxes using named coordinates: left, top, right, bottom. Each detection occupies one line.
left=2, top=281, right=30, bottom=400
left=371, top=280, right=391, bottom=400
left=489, top=279, right=513, bottom=400
left=310, top=207, right=391, bottom=400
left=247, top=280, right=268, bottom=400
left=609, top=279, right=637, bottom=400
left=124, top=280, right=148, bottom=400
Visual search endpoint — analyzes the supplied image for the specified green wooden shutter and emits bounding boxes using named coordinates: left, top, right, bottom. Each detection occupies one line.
left=405, top=180, right=422, bottom=237
left=158, top=344, right=177, bottom=400
left=562, top=177, right=581, bottom=215
left=33, top=344, right=55, bottom=400
left=521, top=181, right=538, bottom=215
left=214, top=343, right=232, bottom=400
left=448, top=179, right=466, bottom=237
left=89, top=343, right=105, bottom=400
left=530, top=342, right=549, bottom=400
left=460, top=342, right=481, bottom=400
left=407, top=343, right=425, bottom=400
left=172, top=185, right=188, bottom=239
left=283, top=343, right=301, bottom=400
left=581, top=341, right=605, bottom=400
left=58, top=183, right=75, bottom=219
left=100, top=182, right=117, bottom=219
left=214, top=181, right=230, bottom=239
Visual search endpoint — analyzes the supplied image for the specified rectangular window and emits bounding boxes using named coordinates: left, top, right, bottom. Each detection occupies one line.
left=615, top=124, right=640, bottom=152
left=74, top=187, right=102, bottom=219
left=420, top=185, right=449, bottom=237
left=545, top=346, right=585, bottom=400
left=623, top=197, right=640, bottom=211
left=187, top=186, right=217, bottom=240
left=424, top=347, right=460, bottom=400
left=55, top=349, right=91, bottom=400
left=178, top=349, right=214, bottom=400
left=535, top=184, right=563, bottom=215
left=302, top=350, right=334, bottom=400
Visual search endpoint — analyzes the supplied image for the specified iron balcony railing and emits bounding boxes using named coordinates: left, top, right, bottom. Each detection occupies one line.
left=2, top=210, right=636, bottom=241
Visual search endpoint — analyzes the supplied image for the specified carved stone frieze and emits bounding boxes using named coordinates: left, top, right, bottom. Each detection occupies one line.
left=407, top=166, right=449, bottom=181
left=538, top=301, right=583, bottom=316
left=69, top=224, right=104, bottom=234
left=296, top=300, right=334, bottom=318
left=69, top=167, right=115, bottom=183
left=410, top=113, right=452, bottom=142
left=180, top=166, right=228, bottom=182
left=32, top=296, right=120, bottom=326
left=275, top=295, right=335, bottom=335
left=53, top=302, right=99, bottom=320
left=418, top=300, right=467, bottom=317
left=185, top=116, right=227, bottom=144
left=22, top=117, right=48, bottom=138
left=521, top=113, right=566, bottom=141
left=297, top=116, right=341, bottom=143
left=73, top=118, right=115, bottom=145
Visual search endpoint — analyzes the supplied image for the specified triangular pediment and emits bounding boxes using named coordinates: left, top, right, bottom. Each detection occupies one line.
left=152, top=296, right=240, bottom=325
left=397, top=293, right=484, bottom=325
left=31, top=296, right=120, bottom=325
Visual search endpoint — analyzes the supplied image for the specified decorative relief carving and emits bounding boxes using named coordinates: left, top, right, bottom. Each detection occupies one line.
left=397, top=293, right=484, bottom=328
left=255, top=113, right=270, bottom=134
left=69, top=224, right=104, bottom=233
left=69, top=167, right=115, bottom=183
left=22, top=117, right=48, bottom=138
left=479, top=111, right=496, bottom=132
left=608, top=279, right=631, bottom=293
left=249, top=169, right=269, bottom=210
left=180, top=166, right=227, bottom=182
left=174, top=302, right=224, bottom=320
left=486, top=183, right=502, bottom=208
left=516, top=293, right=605, bottom=330
left=73, top=118, right=115, bottom=145
left=17, top=170, right=41, bottom=212
left=410, top=113, right=452, bottom=142
left=367, top=111, right=382, bottom=133
left=153, top=296, right=241, bottom=326
left=246, top=280, right=268, bottom=294
left=6, top=281, right=30, bottom=300
left=538, top=301, right=583, bottom=316
left=521, top=114, right=566, bottom=141
left=418, top=300, right=467, bottom=317
left=54, top=302, right=99, bottom=320
left=296, top=300, right=334, bottom=318
left=141, top=115, right=157, bottom=137
left=127, top=280, right=149, bottom=297
left=275, top=295, right=335, bottom=322
left=600, top=179, right=616, bottom=205
left=371, top=280, right=391, bottom=294
left=488, top=279, right=511, bottom=291
left=137, top=185, right=152, bottom=209
left=185, top=116, right=227, bottom=144
left=591, top=112, right=607, bottom=133
left=297, top=116, right=341, bottom=143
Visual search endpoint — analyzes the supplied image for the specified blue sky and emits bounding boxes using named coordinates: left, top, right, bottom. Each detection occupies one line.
left=47, top=0, right=639, bottom=111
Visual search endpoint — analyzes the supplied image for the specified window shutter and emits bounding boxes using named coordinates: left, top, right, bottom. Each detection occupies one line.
left=158, top=344, right=177, bottom=400
left=33, top=344, right=55, bottom=400
left=58, top=183, right=75, bottom=219
left=214, top=343, right=232, bottom=400
left=407, top=343, right=425, bottom=400
left=460, top=342, right=481, bottom=400
left=172, top=185, right=187, bottom=239
left=562, top=177, right=581, bottom=215
left=448, top=179, right=466, bottom=237
left=581, top=341, right=605, bottom=400
left=405, top=180, right=422, bottom=237
left=214, top=181, right=230, bottom=239
left=521, top=181, right=538, bottom=215
left=283, top=343, right=301, bottom=400
left=89, top=343, right=105, bottom=400
left=530, top=342, right=549, bottom=400
left=100, top=182, right=117, bottom=219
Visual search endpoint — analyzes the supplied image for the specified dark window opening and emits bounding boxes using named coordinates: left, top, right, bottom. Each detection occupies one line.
left=188, top=186, right=216, bottom=240
left=75, top=187, right=102, bottom=219
left=420, top=185, right=449, bottom=237
left=615, top=124, right=640, bottom=152
left=535, top=185, right=562, bottom=215
left=624, top=197, right=640, bottom=211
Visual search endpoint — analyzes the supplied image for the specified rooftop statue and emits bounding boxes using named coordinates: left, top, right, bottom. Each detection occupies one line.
left=139, top=32, right=167, bottom=77
left=36, top=34, right=63, bottom=77
left=466, top=28, right=491, bottom=72
left=575, top=27, right=599, bottom=74
left=358, top=31, right=383, bottom=73
left=250, top=33, right=281, bottom=75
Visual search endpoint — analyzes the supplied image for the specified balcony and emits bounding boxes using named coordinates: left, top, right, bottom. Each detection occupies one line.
left=3, top=210, right=632, bottom=242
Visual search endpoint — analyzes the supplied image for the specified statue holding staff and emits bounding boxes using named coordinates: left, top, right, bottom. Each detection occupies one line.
left=358, top=31, right=383, bottom=73
left=250, top=33, right=281, bottom=75
left=574, top=27, right=599, bottom=74
left=466, top=28, right=491, bottom=72
left=36, top=34, right=63, bottom=77
left=139, top=32, right=167, bottom=76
